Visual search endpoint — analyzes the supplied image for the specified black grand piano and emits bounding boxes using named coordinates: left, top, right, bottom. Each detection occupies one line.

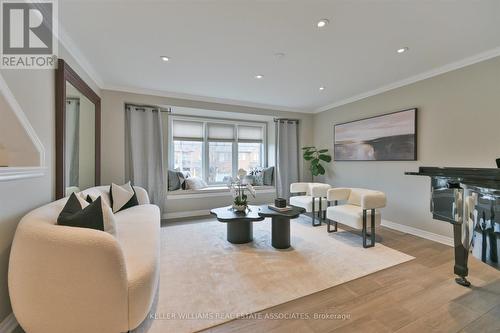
left=406, top=166, right=500, bottom=287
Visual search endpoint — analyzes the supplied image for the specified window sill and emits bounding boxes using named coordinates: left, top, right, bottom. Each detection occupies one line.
left=167, top=185, right=275, bottom=199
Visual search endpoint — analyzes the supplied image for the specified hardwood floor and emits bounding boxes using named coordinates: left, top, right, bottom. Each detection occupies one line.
left=203, top=226, right=500, bottom=333
left=11, top=224, right=500, bottom=333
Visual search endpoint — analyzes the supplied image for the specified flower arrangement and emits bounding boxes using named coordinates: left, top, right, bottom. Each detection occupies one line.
left=228, top=169, right=256, bottom=212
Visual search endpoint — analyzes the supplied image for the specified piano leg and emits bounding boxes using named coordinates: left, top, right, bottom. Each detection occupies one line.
left=453, top=222, right=471, bottom=287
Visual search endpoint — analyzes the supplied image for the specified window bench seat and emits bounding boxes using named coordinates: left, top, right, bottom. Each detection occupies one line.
left=167, top=186, right=275, bottom=200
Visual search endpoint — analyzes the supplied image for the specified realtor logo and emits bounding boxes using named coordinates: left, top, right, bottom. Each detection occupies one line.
left=1, top=0, right=58, bottom=69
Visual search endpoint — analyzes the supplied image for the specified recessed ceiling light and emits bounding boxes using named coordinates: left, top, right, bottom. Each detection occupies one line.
left=160, top=56, right=170, bottom=62
left=317, top=19, right=329, bottom=28
left=397, top=47, right=409, bottom=54
left=255, top=74, right=264, bottom=79
left=319, top=86, right=325, bottom=91
left=274, top=52, right=285, bottom=59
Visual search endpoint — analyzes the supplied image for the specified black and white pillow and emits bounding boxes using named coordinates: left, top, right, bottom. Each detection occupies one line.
left=109, top=182, right=139, bottom=213
left=178, top=171, right=191, bottom=190
left=58, top=193, right=116, bottom=236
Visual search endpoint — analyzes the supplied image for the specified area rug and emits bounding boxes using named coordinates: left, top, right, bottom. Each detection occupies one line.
left=133, top=216, right=414, bottom=333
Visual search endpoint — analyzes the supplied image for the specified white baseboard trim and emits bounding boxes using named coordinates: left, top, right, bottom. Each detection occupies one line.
left=163, top=209, right=211, bottom=220
left=381, top=220, right=453, bottom=247
left=0, top=313, right=18, bottom=333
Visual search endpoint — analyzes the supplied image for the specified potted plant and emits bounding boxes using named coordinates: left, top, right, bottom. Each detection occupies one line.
left=228, top=169, right=256, bottom=212
left=302, top=146, right=332, bottom=180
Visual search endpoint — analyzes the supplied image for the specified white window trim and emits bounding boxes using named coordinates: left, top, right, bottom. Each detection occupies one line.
left=168, top=115, right=267, bottom=186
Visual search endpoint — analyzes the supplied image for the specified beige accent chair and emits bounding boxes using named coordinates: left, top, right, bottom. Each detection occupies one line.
left=326, top=188, right=386, bottom=248
left=289, top=182, right=331, bottom=226
left=8, top=186, right=160, bottom=333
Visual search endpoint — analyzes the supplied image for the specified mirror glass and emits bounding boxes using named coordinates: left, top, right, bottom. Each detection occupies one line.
left=65, top=81, right=95, bottom=196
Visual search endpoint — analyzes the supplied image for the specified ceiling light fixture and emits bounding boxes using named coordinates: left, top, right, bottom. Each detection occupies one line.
left=397, top=47, right=409, bottom=54
left=255, top=74, right=264, bottom=79
left=319, top=86, right=325, bottom=91
left=160, top=56, right=170, bottom=62
left=317, top=19, right=329, bottom=28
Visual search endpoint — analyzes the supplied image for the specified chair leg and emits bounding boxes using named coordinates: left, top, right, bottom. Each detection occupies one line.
left=371, top=209, right=376, bottom=245
left=362, top=209, right=375, bottom=248
left=327, top=219, right=338, bottom=233
left=322, top=199, right=326, bottom=220
left=312, top=198, right=321, bottom=226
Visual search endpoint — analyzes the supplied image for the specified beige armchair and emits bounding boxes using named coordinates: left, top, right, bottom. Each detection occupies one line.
left=326, top=188, right=386, bottom=248
left=289, top=182, right=331, bottom=226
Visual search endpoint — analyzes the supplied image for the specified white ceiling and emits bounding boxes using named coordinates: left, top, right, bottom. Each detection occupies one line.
left=59, top=0, right=500, bottom=113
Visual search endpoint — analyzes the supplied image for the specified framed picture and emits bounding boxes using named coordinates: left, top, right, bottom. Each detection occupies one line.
left=334, top=108, right=417, bottom=161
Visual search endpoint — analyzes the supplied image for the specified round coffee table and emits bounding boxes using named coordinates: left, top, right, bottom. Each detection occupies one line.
left=210, top=205, right=265, bottom=244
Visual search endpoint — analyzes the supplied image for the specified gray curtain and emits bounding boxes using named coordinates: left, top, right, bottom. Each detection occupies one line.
left=125, top=105, right=167, bottom=213
left=275, top=119, right=299, bottom=199
left=65, top=98, right=80, bottom=187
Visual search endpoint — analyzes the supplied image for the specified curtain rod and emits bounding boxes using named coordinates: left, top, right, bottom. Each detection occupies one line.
left=274, top=118, right=299, bottom=123
left=125, top=103, right=171, bottom=113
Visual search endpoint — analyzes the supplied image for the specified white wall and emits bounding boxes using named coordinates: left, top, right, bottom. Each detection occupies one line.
left=0, top=94, right=39, bottom=167
left=0, top=44, right=100, bottom=323
left=313, top=55, right=500, bottom=238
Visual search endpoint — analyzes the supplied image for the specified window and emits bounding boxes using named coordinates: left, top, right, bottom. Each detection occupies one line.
left=169, top=117, right=266, bottom=186
left=172, top=120, right=203, bottom=177
left=173, top=141, right=203, bottom=177
left=208, top=142, right=232, bottom=183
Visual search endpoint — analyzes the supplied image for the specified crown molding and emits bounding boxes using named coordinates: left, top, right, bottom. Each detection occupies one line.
left=57, top=24, right=104, bottom=89
left=103, top=83, right=308, bottom=113
left=315, top=46, right=500, bottom=113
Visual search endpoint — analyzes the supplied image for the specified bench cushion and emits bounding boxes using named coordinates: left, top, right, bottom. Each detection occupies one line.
left=326, top=204, right=381, bottom=229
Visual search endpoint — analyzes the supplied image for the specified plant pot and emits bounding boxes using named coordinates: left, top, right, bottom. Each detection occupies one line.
left=232, top=204, right=247, bottom=212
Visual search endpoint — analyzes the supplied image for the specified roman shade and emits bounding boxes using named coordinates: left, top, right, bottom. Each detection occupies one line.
left=207, top=123, right=234, bottom=141
left=172, top=120, right=204, bottom=141
left=238, top=125, right=263, bottom=142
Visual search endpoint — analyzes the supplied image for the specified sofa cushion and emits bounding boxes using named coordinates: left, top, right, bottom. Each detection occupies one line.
left=114, top=204, right=160, bottom=329
left=110, top=182, right=139, bottom=213
left=289, top=195, right=328, bottom=212
left=326, top=204, right=381, bottom=230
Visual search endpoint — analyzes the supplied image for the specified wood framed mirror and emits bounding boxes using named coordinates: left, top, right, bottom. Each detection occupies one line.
left=55, top=59, right=101, bottom=199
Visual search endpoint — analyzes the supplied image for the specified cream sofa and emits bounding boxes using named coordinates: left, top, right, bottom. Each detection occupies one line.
left=8, top=186, right=160, bottom=333
left=326, top=188, right=386, bottom=248
left=289, top=182, right=331, bottom=226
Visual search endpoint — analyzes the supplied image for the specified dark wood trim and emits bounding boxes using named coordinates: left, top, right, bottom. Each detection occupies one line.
left=55, top=59, right=101, bottom=199
left=333, top=108, right=418, bottom=162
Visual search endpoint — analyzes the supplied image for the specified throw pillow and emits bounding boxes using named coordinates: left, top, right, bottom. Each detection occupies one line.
left=109, top=181, right=139, bottom=213
left=78, top=192, right=93, bottom=204
left=242, top=175, right=254, bottom=185
left=185, top=176, right=208, bottom=190
left=168, top=169, right=181, bottom=191
left=58, top=193, right=116, bottom=236
left=262, top=166, right=274, bottom=186
left=178, top=170, right=191, bottom=190
left=249, top=168, right=264, bottom=186
left=253, top=174, right=264, bottom=186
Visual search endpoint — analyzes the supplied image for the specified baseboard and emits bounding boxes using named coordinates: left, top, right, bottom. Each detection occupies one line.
left=163, top=209, right=211, bottom=220
left=0, top=313, right=18, bottom=333
left=381, top=220, right=453, bottom=247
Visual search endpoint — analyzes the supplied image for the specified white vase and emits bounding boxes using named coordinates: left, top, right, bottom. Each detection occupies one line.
left=232, top=204, right=247, bottom=212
